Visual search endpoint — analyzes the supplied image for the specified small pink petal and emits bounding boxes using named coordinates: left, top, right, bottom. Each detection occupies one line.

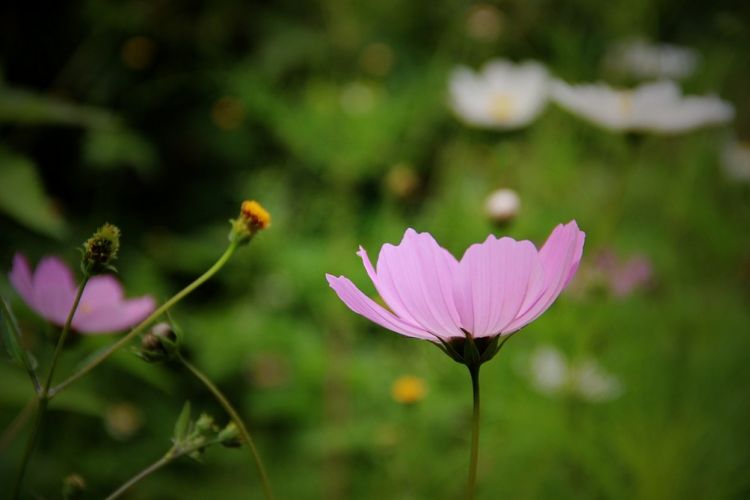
left=32, top=256, right=77, bottom=326
left=326, top=274, right=436, bottom=341
left=73, top=296, right=155, bottom=333
left=374, top=229, right=463, bottom=339
left=9, top=254, right=35, bottom=309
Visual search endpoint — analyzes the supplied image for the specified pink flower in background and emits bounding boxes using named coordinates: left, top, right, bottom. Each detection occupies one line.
left=595, top=250, right=653, bottom=297
left=326, top=222, right=584, bottom=352
left=9, top=254, right=155, bottom=334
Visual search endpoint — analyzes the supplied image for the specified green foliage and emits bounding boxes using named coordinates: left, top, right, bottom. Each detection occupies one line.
left=0, top=0, right=749, bottom=498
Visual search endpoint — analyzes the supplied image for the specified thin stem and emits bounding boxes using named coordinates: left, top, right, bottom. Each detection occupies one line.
left=12, top=276, right=90, bottom=500
left=466, top=364, right=481, bottom=500
left=50, top=241, right=239, bottom=397
left=0, top=398, right=37, bottom=454
left=104, top=438, right=222, bottom=500
left=178, top=353, right=274, bottom=500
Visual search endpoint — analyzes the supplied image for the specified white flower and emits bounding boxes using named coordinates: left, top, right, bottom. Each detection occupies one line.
left=551, top=80, right=734, bottom=133
left=484, top=188, right=520, bottom=222
left=606, top=38, right=699, bottom=80
left=449, top=59, right=549, bottom=129
left=721, top=139, right=750, bottom=182
left=527, top=345, right=623, bottom=402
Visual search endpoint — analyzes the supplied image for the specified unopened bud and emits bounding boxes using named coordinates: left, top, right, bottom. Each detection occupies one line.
left=82, top=223, right=120, bottom=275
left=219, top=421, right=242, bottom=448
left=62, top=473, right=86, bottom=500
left=195, top=413, right=216, bottom=435
left=484, top=188, right=520, bottom=224
left=229, top=200, right=271, bottom=244
left=139, top=322, right=178, bottom=362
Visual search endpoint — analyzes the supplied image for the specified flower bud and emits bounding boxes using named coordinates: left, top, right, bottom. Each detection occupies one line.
left=82, top=223, right=120, bottom=275
left=484, top=188, right=520, bottom=224
left=139, top=322, right=178, bottom=363
left=195, top=413, right=217, bottom=435
left=62, top=474, right=86, bottom=500
left=229, top=200, right=271, bottom=244
left=218, top=421, right=243, bottom=448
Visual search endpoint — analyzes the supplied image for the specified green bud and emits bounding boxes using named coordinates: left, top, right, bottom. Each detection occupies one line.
left=195, top=413, right=216, bottom=435
left=218, top=421, right=242, bottom=448
left=62, top=473, right=86, bottom=500
left=82, top=223, right=120, bottom=275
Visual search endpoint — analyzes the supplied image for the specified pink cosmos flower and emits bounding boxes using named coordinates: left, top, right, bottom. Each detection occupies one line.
left=326, top=222, right=584, bottom=362
left=9, top=254, right=155, bottom=334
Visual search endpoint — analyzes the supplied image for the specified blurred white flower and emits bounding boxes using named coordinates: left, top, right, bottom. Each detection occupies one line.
left=606, top=39, right=699, bottom=80
left=551, top=80, right=734, bottom=133
left=527, top=345, right=623, bottom=402
left=721, top=139, right=750, bottom=182
left=449, top=59, right=549, bottom=129
left=484, top=187, right=520, bottom=222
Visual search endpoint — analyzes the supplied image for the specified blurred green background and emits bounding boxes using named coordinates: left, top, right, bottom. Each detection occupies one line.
left=1, top=0, right=749, bottom=498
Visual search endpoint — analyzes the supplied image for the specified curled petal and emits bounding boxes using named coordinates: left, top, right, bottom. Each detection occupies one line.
left=326, top=274, right=436, bottom=341
left=506, top=221, right=585, bottom=331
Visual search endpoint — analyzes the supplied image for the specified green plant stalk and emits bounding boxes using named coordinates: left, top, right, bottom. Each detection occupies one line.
left=0, top=395, right=36, bottom=454
left=49, top=240, right=239, bottom=397
left=12, top=276, right=89, bottom=499
left=178, top=353, right=275, bottom=500
left=466, top=364, right=481, bottom=500
left=104, top=437, right=223, bottom=500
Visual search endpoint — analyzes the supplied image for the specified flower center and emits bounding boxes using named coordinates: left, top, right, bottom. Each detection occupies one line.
left=617, top=91, right=633, bottom=116
left=489, top=93, right=515, bottom=122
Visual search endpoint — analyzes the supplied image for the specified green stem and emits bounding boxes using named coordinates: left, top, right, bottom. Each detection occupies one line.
left=466, top=364, right=481, bottom=500
left=104, top=438, right=222, bottom=500
left=0, top=398, right=36, bottom=454
left=178, top=353, right=275, bottom=500
left=49, top=241, right=239, bottom=398
left=12, top=276, right=90, bottom=499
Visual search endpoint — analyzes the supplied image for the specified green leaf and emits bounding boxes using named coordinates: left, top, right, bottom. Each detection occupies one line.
left=0, top=147, right=67, bottom=238
left=0, top=296, right=40, bottom=391
left=83, top=125, right=157, bottom=174
left=0, top=85, right=115, bottom=127
left=173, top=401, right=192, bottom=444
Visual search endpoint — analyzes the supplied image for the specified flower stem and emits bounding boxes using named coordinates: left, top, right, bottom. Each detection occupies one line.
left=12, top=276, right=90, bottom=500
left=177, top=353, right=275, bottom=500
left=49, top=240, right=239, bottom=398
left=0, top=398, right=36, bottom=454
left=104, top=438, right=222, bottom=500
left=466, top=364, right=481, bottom=500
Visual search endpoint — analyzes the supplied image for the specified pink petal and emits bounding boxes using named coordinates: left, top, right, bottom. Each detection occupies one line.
left=73, top=296, right=155, bottom=334
left=506, top=221, right=585, bottom=331
left=326, top=274, right=436, bottom=341
left=357, top=246, right=421, bottom=327
left=9, top=253, right=35, bottom=308
left=373, top=229, right=463, bottom=340
left=32, top=256, right=77, bottom=326
left=459, top=237, right=544, bottom=337
left=78, top=276, right=124, bottom=308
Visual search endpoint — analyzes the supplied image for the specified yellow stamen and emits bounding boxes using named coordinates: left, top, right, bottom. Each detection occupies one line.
left=489, top=93, right=514, bottom=122
left=617, top=91, right=633, bottom=116
left=241, top=200, right=271, bottom=230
